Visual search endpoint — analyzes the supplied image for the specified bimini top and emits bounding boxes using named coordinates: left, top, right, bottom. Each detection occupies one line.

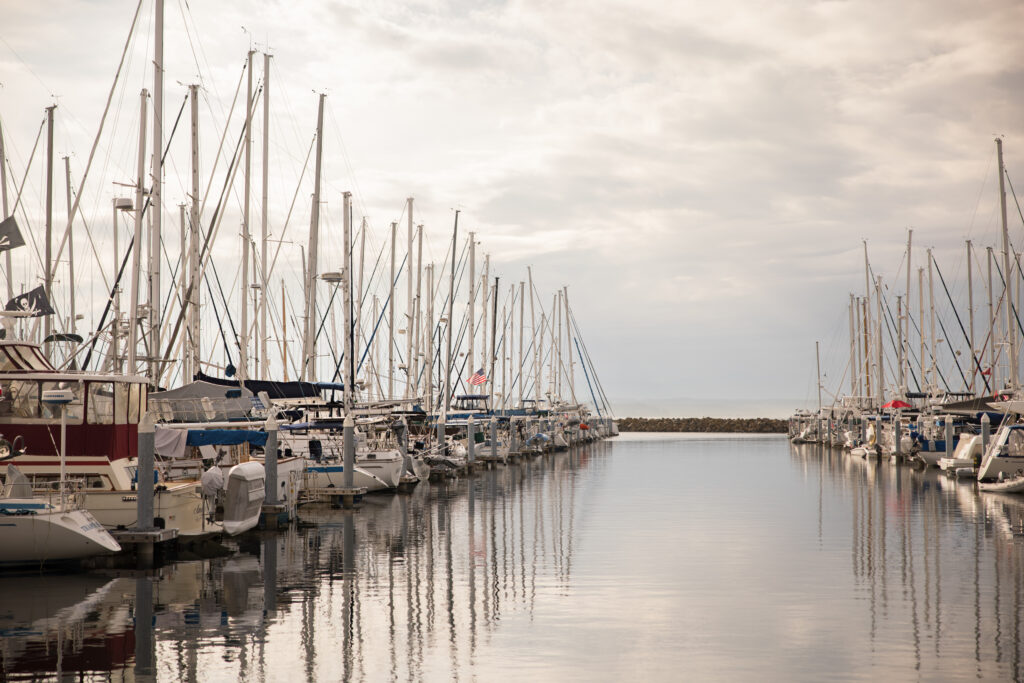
left=0, top=341, right=55, bottom=372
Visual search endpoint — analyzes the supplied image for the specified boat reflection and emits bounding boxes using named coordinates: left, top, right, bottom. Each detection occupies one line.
left=0, top=445, right=601, bottom=681
left=792, top=443, right=1024, bottom=679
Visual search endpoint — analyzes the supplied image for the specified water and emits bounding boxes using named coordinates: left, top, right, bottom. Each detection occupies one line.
left=4, top=433, right=1024, bottom=681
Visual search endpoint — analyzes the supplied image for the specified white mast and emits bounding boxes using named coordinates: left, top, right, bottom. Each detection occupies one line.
left=44, top=105, right=54, bottom=352
left=987, top=247, right=996, bottom=388
left=875, top=275, right=883, bottom=405
left=128, top=90, right=148, bottom=374
left=425, top=264, right=434, bottom=411
left=468, top=231, right=476, bottom=374
left=411, top=223, right=423, bottom=399
left=445, top=211, right=459, bottom=413
left=815, top=340, right=822, bottom=412
left=62, top=156, right=75, bottom=343
left=260, top=52, right=271, bottom=379
left=302, top=93, right=325, bottom=382
left=187, top=84, right=201, bottom=382
left=998, top=138, right=1017, bottom=391
left=343, top=191, right=353, bottom=412
left=388, top=221, right=396, bottom=400
left=528, top=267, right=539, bottom=404
left=904, top=229, right=912, bottom=396
left=150, top=0, right=164, bottom=382
left=405, top=198, right=414, bottom=399
left=928, top=249, right=936, bottom=392
left=967, top=240, right=975, bottom=393
left=518, top=280, right=525, bottom=407
left=0, top=121, right=11, bottom=300
left=564, top=286, right=575, bottom=402
left=356, top=217, right=366, bottom=397
left=240, top=49, right=254, bottom=380
left=481, top=255, right=490, bottom=379
left=849, top=294, right=856, bottom=397
left=918, top=268, right=925, bottom=392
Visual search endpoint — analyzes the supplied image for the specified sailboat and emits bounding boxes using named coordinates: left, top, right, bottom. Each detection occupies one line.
left=0, top=464, right=121, bottom=566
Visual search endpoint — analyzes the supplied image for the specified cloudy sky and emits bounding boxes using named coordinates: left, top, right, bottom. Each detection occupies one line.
left=2, top=0, right=1023, bottom=416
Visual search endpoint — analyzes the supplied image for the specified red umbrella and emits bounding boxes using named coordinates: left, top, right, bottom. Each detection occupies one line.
left=882, top=399, right=912, bottom=409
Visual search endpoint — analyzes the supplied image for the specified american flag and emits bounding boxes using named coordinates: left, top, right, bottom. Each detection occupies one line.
left=468, top=368, right=487, bottom=386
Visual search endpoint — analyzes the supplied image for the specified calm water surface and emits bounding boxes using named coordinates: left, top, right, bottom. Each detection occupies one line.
left=4, top=433, right=1024, bottom=681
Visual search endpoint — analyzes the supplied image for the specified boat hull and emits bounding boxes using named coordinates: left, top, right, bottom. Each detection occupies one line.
left=0, top=500, right=120, bottom=565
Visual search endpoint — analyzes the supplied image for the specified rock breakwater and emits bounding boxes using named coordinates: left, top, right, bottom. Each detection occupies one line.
left=619, top=417, right=787, bottom=433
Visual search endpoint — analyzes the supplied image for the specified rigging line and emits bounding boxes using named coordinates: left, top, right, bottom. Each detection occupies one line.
left=52, top=0, right=145, bottom=270
left=266, top=134, right=314, bottom=283
left=203, top=269, right=234, bottom=367
left=355, top=252, right=409, bottom=375
left=990, top=258, right=1024, bottom=345
left=7, top=118, right=48, bottom=282
left=567, top=310, right=613, bottom=414
left=159, top=96, right=251, bottom=366
left=933, top=259, right=991, bottom=393
left=1004, top=169, right=1024, bottom=230
left=82, top=97, right=189, bottom=371
left=933, top=303, right=969, bottom=391
left=574, top=338, right=600, bottom=417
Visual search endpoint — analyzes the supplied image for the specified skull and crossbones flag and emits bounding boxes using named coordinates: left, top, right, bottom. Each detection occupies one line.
left=0, top=216, right=26, bottom=253
left=5, top=286, right=55, bottom=317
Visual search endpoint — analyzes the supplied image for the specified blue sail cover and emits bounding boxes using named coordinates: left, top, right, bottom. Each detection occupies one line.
left=186, top=429, right=268, bottom=447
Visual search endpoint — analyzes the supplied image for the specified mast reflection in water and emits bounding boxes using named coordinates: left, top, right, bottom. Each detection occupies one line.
left=9, top=435, right=1024, bottom=681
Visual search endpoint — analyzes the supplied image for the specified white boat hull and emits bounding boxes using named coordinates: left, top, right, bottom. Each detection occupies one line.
left=84, top=482, right=213, bottom=536
left=0, top=499, right=120, bottom=565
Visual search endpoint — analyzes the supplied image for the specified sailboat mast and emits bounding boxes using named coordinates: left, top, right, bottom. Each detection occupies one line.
left=388, top=221, right=396, bottom=400
left=128, top=90, right=148, bottom=374
left=928, top=249, right=937, bottom=391
left=445, top=211, right=458, bottom=413
left=405, top=198, right=414, bottom=399
left=424, top=265, right=434, bottom=411
left=412, top=223, right=423, bottom=399
left=815, top=340, right=822, bottom=412
left=849, top=294, right=856, bottom=397
left=468, top=231, right=476, bottom=375
left=875, top=275, right=883, bottom=405
left=987, top=248, right=996, bottom=388
left=529, top=267, right=539, bottom=404
left=44, top=105, right=55, bottom=351
left=564, top=286, right=575, bottom=402
left=240, top=49, right=254, bottom=380
left=904, top=229, right=912, bottom=395
left=343, top=191, right=353, bottom=413
left=260, top=52, right=271, bottom=380
left=302, top=93, right=325, bottom=382
left=150, top=0, right=164, bottom=382
left=518, top=280, right=525, bottom=407
left=188, top=83, right=201, bottom=382
left=998, top=138, right=1017, bottom=390
left=967, top=240, right=975, bottom=393
left=918, top=268, right=925, bottom=391
left=63, top=156, right=75, bottom=342
left=0, top=121, right=11, bottom=300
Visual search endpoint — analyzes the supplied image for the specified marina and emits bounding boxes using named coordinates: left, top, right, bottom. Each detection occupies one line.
left=4, top=0, right=1024, bottom=680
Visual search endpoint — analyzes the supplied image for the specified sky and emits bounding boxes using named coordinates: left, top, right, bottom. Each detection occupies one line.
left=1, top=0, right=1023, bottom=417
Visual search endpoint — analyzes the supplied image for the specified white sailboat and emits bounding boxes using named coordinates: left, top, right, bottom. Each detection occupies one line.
left=0, top=465, right=121, bottom=566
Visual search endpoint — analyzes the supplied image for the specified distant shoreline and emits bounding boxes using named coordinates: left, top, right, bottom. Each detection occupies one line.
left=618, top=417, right=787, bottom=433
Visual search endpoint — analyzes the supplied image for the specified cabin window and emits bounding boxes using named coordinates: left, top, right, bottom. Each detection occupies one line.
left=5, top=380, right=39, bottom=418
left=88, top=382, right=115, bottom=424
left=1008, top=430, right=1024, bottom=457
left=115, top=383, right=130, bottom=424
left=128, top=383, right=142, bottom=424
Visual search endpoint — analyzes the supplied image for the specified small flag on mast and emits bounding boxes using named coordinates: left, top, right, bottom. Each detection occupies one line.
left=0, top=216, right=26, bottom=253
left=468, top=368, right=487, bottom=386
left=5, top=286, right=55, bottom=317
